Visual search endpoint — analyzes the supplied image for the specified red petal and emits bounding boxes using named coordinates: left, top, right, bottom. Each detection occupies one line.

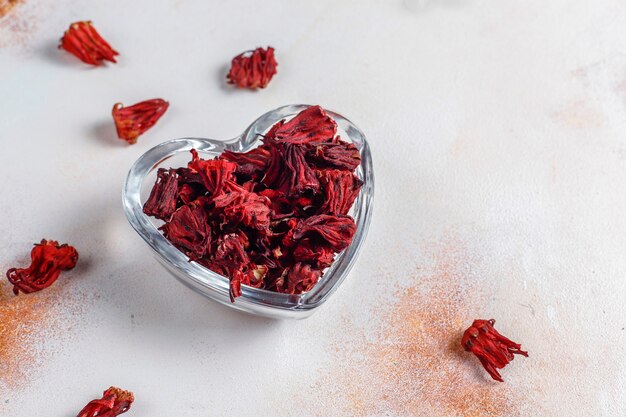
left=261, top=141, right=319, bottom=196
left=188, top=149, right=237, bottom=195
left=288, top=214, right=356, bottom=252
left=306, top=138, right=361, bottom=171
left=317, top=169, right=363, bottom=215
left=226, top=47, right=277, bottom=89
left=112, top=99, right=169, bottom=144
left=266, top=106, right=337, bottom=144
left=76, top=386, right=134, bottom=417
left=59, top=21, right=118, bottom=66
left=161, top=200, right=211, bottom=260
left=143, top=168, right=179, bottom=220
left=461, top=319, right=527, bottom=382
left=6, top=239, right=79, bottom=295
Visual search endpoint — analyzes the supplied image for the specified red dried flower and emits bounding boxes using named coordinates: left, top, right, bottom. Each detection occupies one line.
left=59, top=21, right=119, bottom=66
left=213, top=182, right=272, bottom=231
left=76, top=386, right=134, bottom=417
left=161, top=199, right=212, bottom=261
left=143, top=106, right=362, bottom=301
left=6, top=239, right=79, bottom=295
left=461, top=319, right=528, bottom=382
left=262, top=141, right=320, bottom=196
left=206, top=233, right=256, bottom=301
left=307, top=139, right=362, bottom=171
left=266, top=105, right=337, bottom=144
left=112, top=99, right=169, bottom=144
left=318, top=169, right=363, bottom=215
left=227, top=46, right=277, bottom=89
left=143, top=168, right=178, bottom=220
left=291, top=240, right=336, bottom=269
left=221, top=146, right=271, bottom=180
left=188, top=149, right=238, bottom=195
left=288, top=214, right=357, bottom=253
left=275, top=262, right=322, bottom=294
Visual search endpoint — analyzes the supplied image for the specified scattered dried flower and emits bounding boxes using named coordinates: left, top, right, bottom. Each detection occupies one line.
left=59, top=21, right=118, bottom=66
left=227, top=46, right=277, bottom=89
left=462, top=319, right=528, bottom=382
left=6, top=239, right=79, bottom=295
left=76, top=386, right=134, bottom=417
left=112, top=99, right=169, bottom=144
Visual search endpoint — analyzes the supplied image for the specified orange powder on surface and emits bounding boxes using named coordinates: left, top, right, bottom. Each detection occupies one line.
left=0, top=280, right=76, bottom=390
left=0, top=0, right=44, bottom=50
left=312, top=240, right=521, bottom=417
left=0, top=0, right=21, bottom=18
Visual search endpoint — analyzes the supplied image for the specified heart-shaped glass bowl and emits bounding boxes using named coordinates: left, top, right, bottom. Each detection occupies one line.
left=123, top=104, right=373, bottom=319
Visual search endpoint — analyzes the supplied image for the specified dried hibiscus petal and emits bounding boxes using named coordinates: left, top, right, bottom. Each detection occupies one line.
left=59, top=21, right=119, bottom=66
left=221, top=145, right=271, bottom=180
left=76, top=386, right=134, bottom=417
left=462, top=319, right=528, bottom=382
left=258, top=189, right=295, bottom=220
left=213, top=182, right=272, bottom=231
left=143, top=168, right=178, bottom=220
left=188, top=149, right=237, bottom=195
left=176, top=167, right=204, bottom=187
left=178, top=183, right=203, bottom=205
left=6, top=239, right=79, bottom=295
left=275, top=262, right=322, bottom=294
left=287, top=214, right=356, bottom=252
left=161, top=200, right=211, bottom=260
left=266, top=105, right=337, bottom=144
left=262, top=141, right=319, bottom=196
left=112, top=99, right=169, bottom=144
left=307, top=139, right=361, bottom=171
left=206, top=233, right=255, bottom=301
left=318, top=169, right=363, bottom=215
left=291, top=239, right=336, bottom=269
left=227, top=46, right=277, bottom=89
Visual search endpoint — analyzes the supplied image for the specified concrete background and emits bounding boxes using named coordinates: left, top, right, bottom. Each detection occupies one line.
left=1, top=1, right=625, bottom=415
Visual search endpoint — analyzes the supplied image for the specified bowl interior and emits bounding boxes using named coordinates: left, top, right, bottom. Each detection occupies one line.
left=123, top=104, right=374, bottom=318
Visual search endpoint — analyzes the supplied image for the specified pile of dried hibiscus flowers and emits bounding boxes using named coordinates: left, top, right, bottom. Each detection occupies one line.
left=142, top=105, right=363, bottom=301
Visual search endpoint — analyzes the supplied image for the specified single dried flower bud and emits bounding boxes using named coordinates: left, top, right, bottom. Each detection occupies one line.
left=6, top=239, right=79, bottom=295
left=461, top=319, right=528, bottom=382
left=227, top=46, right=277, bottom=89
left=76, top=386, right=134, bottom=417
left=59, top=21, right=119, bottom=66
left=112, top=99, right=169, bottom=144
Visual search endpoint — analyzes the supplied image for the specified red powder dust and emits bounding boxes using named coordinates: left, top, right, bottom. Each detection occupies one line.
left=0, top=0, right=47, bottom=50
left=0, top=280, right=84, bottom=391
left=311, top=239, right=522, bottom=417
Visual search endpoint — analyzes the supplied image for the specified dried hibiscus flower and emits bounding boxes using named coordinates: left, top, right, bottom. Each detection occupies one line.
left=161, top=200, right=212, bottom=260
left=266, top=105, right=337, bottom=144
left=6, top=239, right=79, bottom=295
left=76, top=386, right=134, bottom=417
left=59, top=21, right=118, bottom=66
left=143, top=106, right=362, bottom=300
left=143, top=168, right=178, bottom=220
left=318, top=169, right=363, bottom=215
left=112, top=99, right=169, bottom=144
left=227, top=46, right=277, bottom=89
left=462, top=319, right=528, bottom=382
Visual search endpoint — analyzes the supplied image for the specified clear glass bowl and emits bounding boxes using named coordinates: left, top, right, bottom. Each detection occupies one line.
left=122, top=104, right=374, bottom=319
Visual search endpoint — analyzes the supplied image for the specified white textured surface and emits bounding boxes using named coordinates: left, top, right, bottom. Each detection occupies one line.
left=1, top=1, right=625, bottom=416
